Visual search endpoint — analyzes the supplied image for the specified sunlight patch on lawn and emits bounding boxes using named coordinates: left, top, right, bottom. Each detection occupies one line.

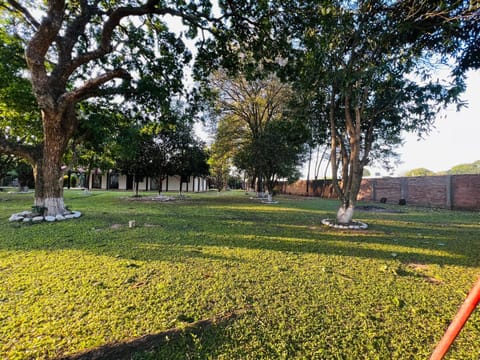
left=206, top=204, right=327, bottom=215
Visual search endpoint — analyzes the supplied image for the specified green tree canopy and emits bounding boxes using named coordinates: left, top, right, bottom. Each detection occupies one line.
left=404, top=168, right=436, bottom=177
left=114, top=124, right=155, bottom=196
left=234, top=117, right=309, bottom=195
left=0, top=28, right=41, bottom=160
left=0, top=153, right=16, bottom=185
left=0, top=0, right=266, bottom=216
left=273, top=0, right=477, bottom=223
left=448, top=160, right=480, bottom=175
left=209, top=70, right=307, bottom=197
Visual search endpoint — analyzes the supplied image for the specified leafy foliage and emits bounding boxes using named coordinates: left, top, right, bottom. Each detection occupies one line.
left=390, top=0, right=480, bottom=73
left=112, top=113, right=209, bottom=195
left=404, top=161, right=480, bottom=176
left=404, top=168, right=437, bottom=177
left=0, top=28, right=41, bottom=150
left=0, top=0, right=246, bottom=214
left=67, top=101, right=126, bottom=181
left=448, top=160, right=480, bottom=175
left=235, top=118, right=309, bottom=193
left=114, top=126, right=155, bottom=196
left=15, top=160, right=34, bottom=188
left=0, top=153, right=16, bottom=185
left=209, top=71, right=307, bottom=194
left=271, top=0, right=476, bottom=222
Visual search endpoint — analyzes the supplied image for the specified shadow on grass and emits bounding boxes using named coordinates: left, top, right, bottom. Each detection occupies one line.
left=1, top=193, right=479, bottom=268
left=60, top=308, right=247, bottom=360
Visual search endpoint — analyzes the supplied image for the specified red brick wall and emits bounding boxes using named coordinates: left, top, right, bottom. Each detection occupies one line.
left=280, top=174, right=480, bottom=210
left=358, top=179, right=373, bottom=201
left=452, top=174, right=480, bottom=210
left=407, top=176, right=448, bottom=208
left=278, top=180, right=337, bottom=198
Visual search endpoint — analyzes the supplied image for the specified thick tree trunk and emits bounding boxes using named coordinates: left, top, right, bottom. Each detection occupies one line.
left=335, top=170, right=363, bottom=224
left=336, top=202, right=354, bottom=224
left=330, top=87, right=369, bottom=225
left=256, top=176, right=265, bottom=198
left=134, top=175, right=140, bottom=196
left=157, top=175, right=164, bottom=195
left=34, top=120, right=69, bottom=216
left=31, top=106, right=77, bottom=216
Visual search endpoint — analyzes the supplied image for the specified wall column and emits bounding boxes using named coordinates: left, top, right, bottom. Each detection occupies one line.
left=400, top=178, right=408, bottom=201
left=446, top=175, right=453, bottom=210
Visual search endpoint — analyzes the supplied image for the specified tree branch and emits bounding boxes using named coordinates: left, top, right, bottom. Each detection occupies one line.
left=67, top=1, right=213, bottom=78
left=59, top=68, right=131, bottom=106
left=24, top=0, right=66, bottom=111
left=52, top=0, right=99, bottom=85
left=0, top=136, right=41, bottom=164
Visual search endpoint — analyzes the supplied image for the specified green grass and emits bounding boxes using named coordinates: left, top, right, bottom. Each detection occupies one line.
left=0, top=190, right=479, bottom=359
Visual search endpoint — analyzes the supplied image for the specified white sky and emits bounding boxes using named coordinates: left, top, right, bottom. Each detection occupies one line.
left=392, top=69, right=480, bottom=176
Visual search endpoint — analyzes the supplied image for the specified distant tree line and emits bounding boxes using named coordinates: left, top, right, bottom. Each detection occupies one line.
left=404, top=160, right=480, bottom=176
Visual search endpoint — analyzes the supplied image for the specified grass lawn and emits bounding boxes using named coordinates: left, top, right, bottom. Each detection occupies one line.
left=0, top=190, right=479, bottom=359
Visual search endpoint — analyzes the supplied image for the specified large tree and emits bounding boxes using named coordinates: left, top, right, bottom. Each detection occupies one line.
left=209, top=70, right=306, bottom=197
left=0, top=0, right=262, bottom=216
left=148, top=124, right=182, bottom=195
left=279, top=0, right=478, bottom=223
left=170, top=130, right=208, bottom=194
left=207, top=114, right=241, bottom=191
left=70, top=102, right=125, bottom=189
left=234, top=117, right=308, bottom=199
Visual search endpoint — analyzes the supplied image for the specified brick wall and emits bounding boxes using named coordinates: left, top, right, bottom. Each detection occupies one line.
left=451, top=174, right=480, bottom=210
left=407, top=176, right=448, bottom=208
left=280, top=174, right=480, bottom=211
left=277, top=179, right=338, bottom=198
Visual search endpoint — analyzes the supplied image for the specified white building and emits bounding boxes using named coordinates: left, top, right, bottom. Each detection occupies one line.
left=86, top=172, right=208, bottom=193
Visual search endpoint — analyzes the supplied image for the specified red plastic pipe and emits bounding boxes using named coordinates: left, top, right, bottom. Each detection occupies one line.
left=430, top=276, right=480, bottom=360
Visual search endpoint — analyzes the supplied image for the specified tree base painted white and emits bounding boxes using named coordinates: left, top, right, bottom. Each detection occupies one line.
left=336, top=205, right=355, bottom=224
left=261, top=193, right=279, bottom=204
left=35, top=197, right=68, bottom=216
left=321, top=218, right=368, bottom=230
left=256, top=192, right=268, bottom=199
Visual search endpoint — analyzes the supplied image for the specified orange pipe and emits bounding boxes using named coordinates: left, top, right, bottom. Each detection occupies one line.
left=430, top=276, right=480, bottom=360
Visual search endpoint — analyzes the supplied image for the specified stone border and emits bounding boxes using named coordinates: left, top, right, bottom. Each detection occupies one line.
left=9, top=210, right=82, bottom=223
left=321, top=218, right=368, bottom=230
left=261, top=200, right=279, bottom=204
